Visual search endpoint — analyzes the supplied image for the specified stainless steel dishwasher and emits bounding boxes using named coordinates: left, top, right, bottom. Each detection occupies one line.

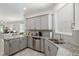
left=33, top=37, right=41, bottom=51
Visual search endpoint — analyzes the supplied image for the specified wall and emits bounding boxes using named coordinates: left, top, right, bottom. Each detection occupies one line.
left=5, top=20, right=26, bottom=33
left=53, top=4, right=73, bottom=44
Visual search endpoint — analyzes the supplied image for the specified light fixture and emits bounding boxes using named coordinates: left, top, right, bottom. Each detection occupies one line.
left=23, top=8, right=26, bottom=10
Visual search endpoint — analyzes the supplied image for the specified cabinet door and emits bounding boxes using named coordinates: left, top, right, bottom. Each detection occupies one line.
left=9, top=38, right=20, bottom=55
left=45, top=40, right=58, bottom=56
left=35, top=16, right=41, bottom=29
left=20, top=37, right=27, bottom=50
left=40, top=15, right=48, bottom=29
left=26, top=19, right=29, bottom=30
left=4, top=40, right=10, bottom=55
left=26, top=19, right=31, bottom=30
left=49, top=43, right=58, bottom=56
left=30, top=18, right=35, bottom=29
left=45, top=40, right=50, bottom=56
left=27, top=36, right=33, bottom=48
left=41, top=38, right=45, bottom=53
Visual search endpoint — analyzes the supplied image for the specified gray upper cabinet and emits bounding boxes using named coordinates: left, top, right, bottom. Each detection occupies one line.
left=30, top=18, right=35, bottom=29
left=35, top=16, right=41, bottom=29
left=26, top=17, right=35, bottom=30
left=27, top=19, right=30, bottom=30
left=26, top=14, right=49, bottom=30
left=40, top=15, right=49, bottom=29
left=25, top=20, right=28, bottom=30
left=26, top=19, right=31, bottom=30
left=9, top=38, right=20, bottom=55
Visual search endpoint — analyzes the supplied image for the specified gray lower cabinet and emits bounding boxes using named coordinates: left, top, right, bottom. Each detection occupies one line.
left=4, top=36, right=58, bottom=56
left=4, top=40, right=10, bottom=55
left=40, top=38, right=45, bottom=53
left=45, top=39, right=58, bottom=56
left=9, top=38, right=20, bottom=55
left=4, top=36, right=27, bottom=55
left=27, top=36, right=33, bottom=48
left=19, top=37, right=27, bottom=50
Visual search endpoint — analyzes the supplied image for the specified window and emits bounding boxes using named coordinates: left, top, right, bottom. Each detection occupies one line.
left=0, top=25, right=4, bottom=33
left=55, top=4, right=73, bottom=34
left=20, top=24, right=25, bottom=33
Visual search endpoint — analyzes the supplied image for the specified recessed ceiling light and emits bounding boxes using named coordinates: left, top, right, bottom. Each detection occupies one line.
left=24, top=8, right=26, bottom=10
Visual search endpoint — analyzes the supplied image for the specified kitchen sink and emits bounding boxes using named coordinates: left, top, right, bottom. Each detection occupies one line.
left=49, top=39, right=65, bottom=44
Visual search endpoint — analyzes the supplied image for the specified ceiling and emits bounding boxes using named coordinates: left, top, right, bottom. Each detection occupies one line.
left=0, top=3, right=57, bottom=22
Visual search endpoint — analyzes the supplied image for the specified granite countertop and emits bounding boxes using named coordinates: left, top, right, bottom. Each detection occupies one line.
left=26, top=35, right=50, bottom=39
left=26, top=35, right=65, bottom=48
left=4, top=34, right=24, bottom=40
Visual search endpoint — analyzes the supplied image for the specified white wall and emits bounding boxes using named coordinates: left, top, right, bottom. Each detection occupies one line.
left=75, top=3, right=79, bottom=30
left=6, top=20, right=26, bottom=33
left=55, top=3, right=73, bottom=33
left=53, top=4, right=73, bottom=44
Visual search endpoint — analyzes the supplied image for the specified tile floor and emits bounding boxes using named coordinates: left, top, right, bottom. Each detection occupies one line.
left=13, top=48, right=45, bottom=56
